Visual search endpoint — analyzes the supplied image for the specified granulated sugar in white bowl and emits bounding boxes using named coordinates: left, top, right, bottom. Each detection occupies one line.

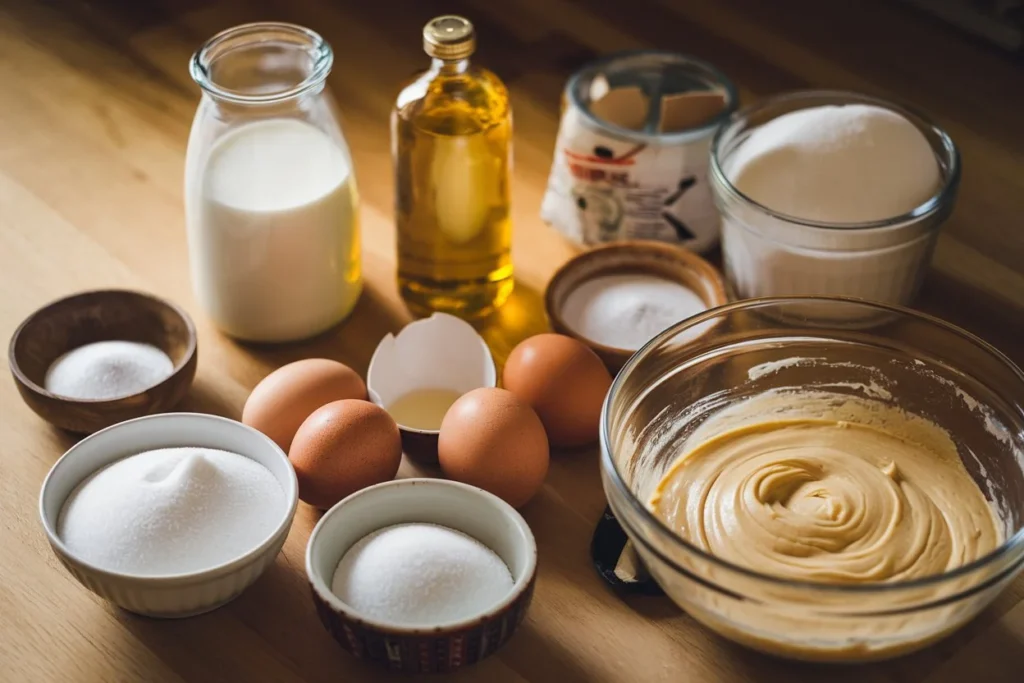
left=58, top=447, right=285, bottom=576
left=305, top=478, right=537, bottom=673
left=39, top=412, right=299, bottom=617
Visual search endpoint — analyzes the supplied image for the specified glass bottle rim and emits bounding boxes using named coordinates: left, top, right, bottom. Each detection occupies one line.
left=189, top=22, right=333, bottom=105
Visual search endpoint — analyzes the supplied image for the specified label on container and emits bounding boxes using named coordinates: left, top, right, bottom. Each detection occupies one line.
left=542, top=105, right=721, bottom=253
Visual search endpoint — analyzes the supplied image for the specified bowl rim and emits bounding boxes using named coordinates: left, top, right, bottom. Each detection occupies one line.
left=39, top=412, right=299, bottom=584
left=600, top=295, right=1024, bottom=593
left=8, top=288, right=199, bottom=405
left=545, top=240, right=730, bottom=359
left=305, top=477, right=538, bottom=633
left=708, top=89, right=961, bottom=232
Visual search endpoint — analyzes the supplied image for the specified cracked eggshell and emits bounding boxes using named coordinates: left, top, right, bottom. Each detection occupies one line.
left=367, top=313, right=497, bottom=463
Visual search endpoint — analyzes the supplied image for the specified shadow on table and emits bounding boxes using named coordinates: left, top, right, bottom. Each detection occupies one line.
left=43, top=424, right=81, bottom=455
left=477, top=279, right=550, bottom=372
left=624, top=590, right=1024, bottom=683
left=498, top=619, right=603, bottom=683
left=225, top=276, right=551, bottom=385
left=175, top=377, right=238, bottom=419
left=233, top=282, right=409, bottom=379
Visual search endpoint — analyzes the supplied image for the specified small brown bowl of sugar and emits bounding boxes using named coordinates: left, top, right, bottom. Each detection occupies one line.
left=545, top=241, right=728, bottom=373
left=306, top=478, right=537, bottom=674
left=9, top=289, right=198, bottom=434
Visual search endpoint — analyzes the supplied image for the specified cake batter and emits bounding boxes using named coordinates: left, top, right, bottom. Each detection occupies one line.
left=651, top=394, right=1001, bottom=584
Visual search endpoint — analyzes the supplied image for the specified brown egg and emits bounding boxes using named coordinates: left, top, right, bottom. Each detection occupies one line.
left=289, top=399, right=402, bottom=509
left=242, top=358, right=367, bottom=452
left=502, top=333, right=612, bottom=448
left=438, top=388, right=549, bottom=508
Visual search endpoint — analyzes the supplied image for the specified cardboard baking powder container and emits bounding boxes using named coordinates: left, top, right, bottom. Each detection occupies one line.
left=542, top=51, right=738, bottom=253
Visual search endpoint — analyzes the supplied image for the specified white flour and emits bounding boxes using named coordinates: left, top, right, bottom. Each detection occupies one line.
left=58, top=447, right=284, bottom=575
left=45, top=341, right=173, bottom=400
left=720, top=103, right=944, bottom=305
left=561, top=273, right=707, bottom=351
left=729, top=104, right=939, bottom=223
left=332, top=523, right=513, bottom=626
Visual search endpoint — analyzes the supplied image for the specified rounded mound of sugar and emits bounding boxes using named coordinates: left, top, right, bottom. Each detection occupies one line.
left=58, top=447, right=285, bottom=575
left=727, top=104, right=941, bottom=223
left=45, top=341, right=174, bottom=400
left=331, top=523, right=514, bottom=626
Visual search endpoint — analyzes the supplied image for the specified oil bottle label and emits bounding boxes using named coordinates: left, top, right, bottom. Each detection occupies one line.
left=541, top=105, right=720, bottom=253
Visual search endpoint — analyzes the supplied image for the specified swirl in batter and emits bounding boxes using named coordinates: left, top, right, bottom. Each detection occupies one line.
left=651, top=409, right=1002, bottom=583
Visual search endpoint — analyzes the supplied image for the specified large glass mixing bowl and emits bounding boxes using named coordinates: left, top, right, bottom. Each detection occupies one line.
left=600, top=298, right=1024, bottom=661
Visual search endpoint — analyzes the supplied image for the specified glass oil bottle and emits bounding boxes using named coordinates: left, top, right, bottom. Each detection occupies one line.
left=392, top=15, right=513, bottom=319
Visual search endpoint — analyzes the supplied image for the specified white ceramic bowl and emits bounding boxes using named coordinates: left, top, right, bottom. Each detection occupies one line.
left=306, top=479, right=537, bottom=674
left=39, top=412, right=298, bottom=618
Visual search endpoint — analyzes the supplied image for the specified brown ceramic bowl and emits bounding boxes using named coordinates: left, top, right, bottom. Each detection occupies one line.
left=9, top=289, right=198, bottom=434
left=306, top=479, right=537, bottom=674
left=545, top=241, right=729, bottom=373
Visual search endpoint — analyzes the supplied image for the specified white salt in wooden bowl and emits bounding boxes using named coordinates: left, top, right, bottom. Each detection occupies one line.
left=306, top=478, right=537, bottom=674
left=9, top=289, right=198, bottom=434
left=38, top=413, right=298, bottom=618
left=545, top=241, right=729, bottom=373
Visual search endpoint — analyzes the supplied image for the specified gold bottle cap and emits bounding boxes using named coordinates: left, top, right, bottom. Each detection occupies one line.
left=423, top=15, right=475, bottom=61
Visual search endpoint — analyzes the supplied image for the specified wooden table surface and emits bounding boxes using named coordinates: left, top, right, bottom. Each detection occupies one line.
left=2, top=1, right=1023, bottom=681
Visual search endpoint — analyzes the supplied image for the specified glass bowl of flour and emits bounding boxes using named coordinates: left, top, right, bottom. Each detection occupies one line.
left=709, top=90, right=959, bottom=308
left=600, top=297, right=1024, bottom=661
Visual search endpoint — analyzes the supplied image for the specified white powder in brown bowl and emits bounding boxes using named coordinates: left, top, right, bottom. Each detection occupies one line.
left=562, top=273, right=707, bottom=351
left=331, top=523, right=513, bottom=626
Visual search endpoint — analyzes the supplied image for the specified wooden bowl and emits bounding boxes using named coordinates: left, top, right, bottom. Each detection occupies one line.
left=8, top=289, right=198, bottom=434
left=545, top=241, right=729, bottom=373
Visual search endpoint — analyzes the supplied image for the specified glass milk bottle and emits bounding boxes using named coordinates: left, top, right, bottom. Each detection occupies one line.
left=185, top=23, right=361, bottom=343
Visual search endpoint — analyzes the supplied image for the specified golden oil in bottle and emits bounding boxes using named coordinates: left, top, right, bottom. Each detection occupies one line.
left=392, top=15, right=513, bottom=319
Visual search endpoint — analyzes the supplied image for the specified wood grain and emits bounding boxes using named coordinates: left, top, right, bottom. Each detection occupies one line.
left=1, top=1, right=1023, bottom=682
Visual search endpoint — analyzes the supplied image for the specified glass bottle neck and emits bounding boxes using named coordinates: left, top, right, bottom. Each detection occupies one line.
left=191, top=22, right=333, bottom=105
left=431, top=58, right=470, bottom=75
